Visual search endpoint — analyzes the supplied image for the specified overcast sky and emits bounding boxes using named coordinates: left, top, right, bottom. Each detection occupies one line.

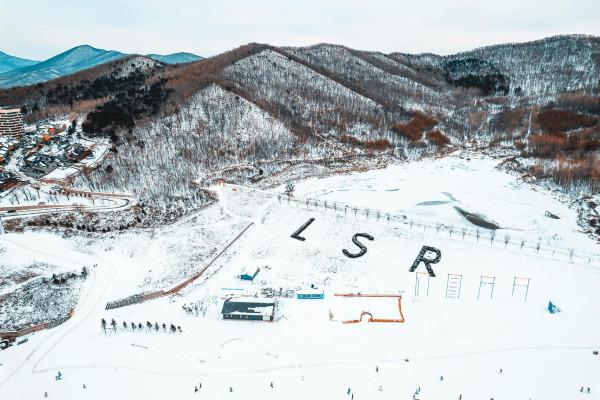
left=2, top=0, right=599, bottom=60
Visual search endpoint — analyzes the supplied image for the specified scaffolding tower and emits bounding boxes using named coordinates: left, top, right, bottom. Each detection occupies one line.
left=477, top=275, right=496, bottom=300
left=512, top=276, right=530, bottom=302
left=414, top=271, right=431, bottom=297
left=445, top=273, right=462, bottom=299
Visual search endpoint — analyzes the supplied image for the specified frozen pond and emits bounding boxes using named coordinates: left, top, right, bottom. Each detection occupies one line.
left=294, top=154, right=596, bottom=253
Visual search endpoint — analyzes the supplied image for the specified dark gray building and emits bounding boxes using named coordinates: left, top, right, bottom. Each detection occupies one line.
left=221, top=297, right=275, bottom=321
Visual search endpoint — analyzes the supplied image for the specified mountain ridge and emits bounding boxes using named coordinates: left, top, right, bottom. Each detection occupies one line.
left=0, top=45, right=203, bottom=88
left=0, top=50, right=39, bottom=74
left=0, top=35, right=598, bottom=208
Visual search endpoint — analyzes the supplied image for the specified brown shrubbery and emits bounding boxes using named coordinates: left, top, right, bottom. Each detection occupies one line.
left=426, top=130, right=450, bottom=146
left=526, top=126, right=600, bottom=159
left=391, top=112, right=437, bottom=142
left=340, top=135, right=393, bottom=151
left=556, top=93, right=600, bottom=116
left=520, top=104, right=600, bottom=192
left=537, top=109, right=597, bottom=134
left=362, top=139, right=393, bottom=151
left=530, top=155, right=600, bottom=192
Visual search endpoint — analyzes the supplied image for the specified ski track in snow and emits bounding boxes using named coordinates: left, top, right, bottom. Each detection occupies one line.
left=1, top=155, right=600, bottom=399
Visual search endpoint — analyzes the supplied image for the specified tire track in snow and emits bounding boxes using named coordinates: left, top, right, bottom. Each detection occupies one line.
left=0, top=242, right=116, bottom=388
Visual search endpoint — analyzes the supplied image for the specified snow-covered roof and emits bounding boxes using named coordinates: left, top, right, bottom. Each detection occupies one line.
left=222, top=297, right=275, bottom=316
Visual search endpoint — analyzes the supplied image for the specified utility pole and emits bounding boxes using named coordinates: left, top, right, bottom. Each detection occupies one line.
left=0, top=216, right=5, bottom=235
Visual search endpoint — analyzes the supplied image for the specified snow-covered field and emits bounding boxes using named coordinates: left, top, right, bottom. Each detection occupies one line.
left=1, top=155, right=599, bottom=399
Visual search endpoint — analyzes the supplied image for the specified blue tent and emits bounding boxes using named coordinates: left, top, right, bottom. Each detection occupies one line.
left=547, top=301, right=560, bottom=314
left=240, top=268, right=260, bottom=281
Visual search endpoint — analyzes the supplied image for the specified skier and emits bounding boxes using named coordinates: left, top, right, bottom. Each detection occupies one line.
left=229, top=386, right=233, bottom=393
left=459, top=395, right=462, bottom=400
left=199, top=382, right=202, bottom=389
left=581, top=387, right=584, bottom=392
left=44, top=392, right=48, bottom=398
left=194, top=386, right=198, bottom=393
left=378, top=385, right=383, bottom=391
left=440, top=375, right=444, bottom=382
left=82, top=384, right=86, bottom=389
left=499, top=368, right=503, bottom=374
left=351, top=394, right=354, bottom=400
left=270, top=382, right=274, bottom=389
left=375, top=366, right=379, bottom=373
left=347, top=388, right=351, bottom=395
left=587, top=387, right=591, bottom=393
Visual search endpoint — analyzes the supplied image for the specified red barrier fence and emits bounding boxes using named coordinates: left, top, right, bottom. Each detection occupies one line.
left=0, top=309, right=74, bottom=340
left=105, top=222, right=254, bottom=310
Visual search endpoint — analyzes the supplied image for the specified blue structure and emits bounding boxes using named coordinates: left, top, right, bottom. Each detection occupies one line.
left=240, top=268, right=260, bottom=281
left=297, top=290, right=325, bottom=299
left=547, top=301, right=560, bottom=314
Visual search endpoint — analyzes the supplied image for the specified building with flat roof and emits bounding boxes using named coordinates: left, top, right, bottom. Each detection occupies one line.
left=221, top=297, right=276, bottom=321
left=0, top=108, right=25, bottom=136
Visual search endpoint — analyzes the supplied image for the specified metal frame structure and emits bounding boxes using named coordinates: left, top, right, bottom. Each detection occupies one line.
left=512, top=276, right=530, bottom=302
left=477, top=275, right=496, bottom=300
left=414, top=271, right=431, bottom=297
left=445, top=273, right=463, bottom=299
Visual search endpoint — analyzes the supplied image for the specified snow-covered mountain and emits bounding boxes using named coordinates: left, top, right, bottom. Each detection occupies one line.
left=147, top=52, right=202, bottom=64
left=0, top=51, right=38, bottom=74
left=0, top=45, right=126, bottom=88
left=0, top=47, right=203, bottom=88
left=1, top=35, right=599, bottom=212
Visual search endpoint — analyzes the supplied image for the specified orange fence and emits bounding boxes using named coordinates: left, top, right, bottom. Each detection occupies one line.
left=334, top=293, right=405, bottom=324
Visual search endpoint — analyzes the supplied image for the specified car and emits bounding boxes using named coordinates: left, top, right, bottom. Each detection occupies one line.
left=16, top=338, right=28, bottom=345
left=7, top=209, right=17, bottom=213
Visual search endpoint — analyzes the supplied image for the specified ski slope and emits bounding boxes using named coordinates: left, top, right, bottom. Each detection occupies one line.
left=1, top=155, right=599, bottom=400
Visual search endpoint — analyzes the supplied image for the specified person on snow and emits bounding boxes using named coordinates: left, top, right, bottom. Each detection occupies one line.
left=270, top=382, right=274, bottom=389
left=82, top=384, right=86, bottom=389
left=440, top=375, right=444, bottom=381
left=347, top=388, right=351, bottom=395
left=194, top=386, right=198, bottom=393
left=229, top=386, right=233, bottom=393
left=375, top=366, right=379, bottom=373
left=378, top=385, right=383, bottom=391
left=581, top=387, right=584, bottom=392
left=587, top=387, right=591, bottom=393
left=499, top=368, right=503, bottom=374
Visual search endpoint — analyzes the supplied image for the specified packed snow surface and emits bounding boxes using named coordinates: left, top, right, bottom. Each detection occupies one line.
left=1, top=155, right=599, bottom=400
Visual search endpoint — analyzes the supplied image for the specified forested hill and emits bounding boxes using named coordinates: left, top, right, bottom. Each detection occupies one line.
left=1, top=35, right=599, bottom=207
